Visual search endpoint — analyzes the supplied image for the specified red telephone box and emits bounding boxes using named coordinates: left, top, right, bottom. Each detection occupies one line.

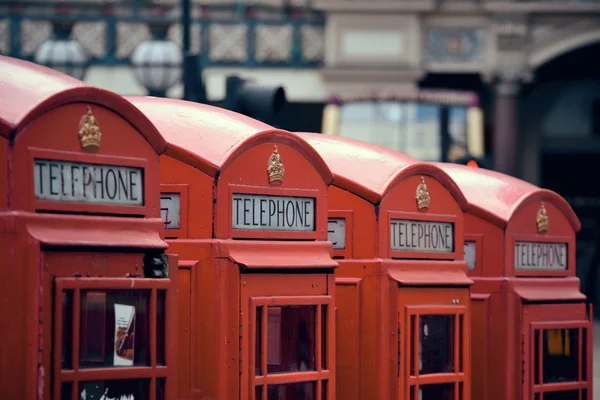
left=297, top=133, right=473, bottom=400
left=0, top=57, right=178, bottom=400
left=127, top=97, right=338, bottom=400
left=435, top=163, right=593, bottom=400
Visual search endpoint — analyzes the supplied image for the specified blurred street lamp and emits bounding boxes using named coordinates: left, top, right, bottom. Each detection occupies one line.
left=131, top=22, right=182, bottom=97
left=34, top=21, right=89, bottom=80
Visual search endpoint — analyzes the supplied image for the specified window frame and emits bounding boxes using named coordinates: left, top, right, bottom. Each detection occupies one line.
left=529, top=320, right=591, bottom=399
left=249, top=295, right=332, bottom=400
left=404, top=304, right=468, bottom=400
left=53, top=277, right=174, bottom=400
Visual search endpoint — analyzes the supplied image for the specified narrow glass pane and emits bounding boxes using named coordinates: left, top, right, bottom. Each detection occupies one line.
left=321, top=305, right=327, bottom=370
left=79, top=290, right=150, bottom=368
left=255, top=385, right=262, bottom=400
left=410, top=315, right=416, bottom=376
left=582, top=328, right=587, bottom=381
left=255, top=306, right=262, bottom=376
left=60, top=382, right=72, bottom=400
left=157, top=290, right=166, bottom=366
left=543, top=328, right=578, bottom=383
left=61, top=290, right=73, bottom=370
left=534, top=394, right=540, bottom=400
left=267, top=305, right=316, bottom=374
left=458, top=314, right=463, bottom=372
left=78, top=379, right=150, bottom=399
left=321, top=380, right=327, bottom=400
left=410, top=386, right=415, bottom=400
left=156, top=378, right=166, bottom=400
left=419, top=383, right=453, bottom=400
left=267, top=382, right=316, bottom=400
left=419, top=315, right=454, bottom=374
left=534, top=330, right=540, bottom=385
left=80, top=291, right=106, bottom=365
left=542, top=390, right=579, bottom=400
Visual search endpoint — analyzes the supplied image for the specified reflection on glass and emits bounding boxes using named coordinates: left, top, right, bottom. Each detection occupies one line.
left=534, top=331, right=540, bottom=385
left=542, top=390, right=579, bottom=400
left=543, top=329, right=578, bottom=383
left=267, top=306, right=316, bottom=374
left=79, top=379, right=150, bottom=400
left=156, top=378, right=165, bottom=400
left=419, top=315, right=454, bottom=375
left=321, top=306, right=327, bottom=370
left=61, top=291, right=73, bottom=369
left=419, top=383, right=453, bottom=400
left=267, top=382, right=316, bottom=400
left=79, top=290, right=150, bottom=368
left=157, top=290, right=166, bottom=366
left=256, top=306, right=263, bottom=375
left=410, top=316, right=416, bottom=376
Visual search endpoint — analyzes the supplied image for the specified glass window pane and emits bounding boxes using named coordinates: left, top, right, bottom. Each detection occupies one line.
left=79, top=290, right=150, bottom=368
left=543, top=328, right=578, bottom=383
left=321, top=305, right=327, bottom=370
left=255, top=385, right=263, bottom=400
left=156, top=378, right=166, bottom=400
left=582, top=328, right=587, bottom=381
left=419, top=383, right=453, bottom=400
left=61, top=290, right=73, bottom=370
left=255, top=306, right=263, bottom=376
left=534, top=330, right=540, bottom=385
left=321, top=380, right=327, bottom=400
left=267, top=305, right=316, bottom=374
left=410, top=315, right=416, bottom=376
left=542, top=390, right=579, bottom=400
left=60, top=382, right=72, bottom=400
left=78, top=379, right=150, bottom=399
left=157, top=290, right=166, bottom=366
left=419, top=315, right=454, bottom=374
left=267, top=382, right=316, bottom=400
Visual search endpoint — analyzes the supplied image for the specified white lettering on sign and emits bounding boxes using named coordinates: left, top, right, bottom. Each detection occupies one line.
left=232, top=193, right=315, bottom=231
left=464, top=241, right=476, bottom=270
left=514, top=241, right=567, bottom=270
left=327, top=218, right=346, bottom=250
left=390, top=219, right=454, bottom=253
left=160, top=193, right=181, bottom=230
left=34, top=159, right=143, bottom=206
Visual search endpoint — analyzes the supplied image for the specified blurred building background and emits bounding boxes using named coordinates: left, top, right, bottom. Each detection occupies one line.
left=1, top=0, right=600, bottom=314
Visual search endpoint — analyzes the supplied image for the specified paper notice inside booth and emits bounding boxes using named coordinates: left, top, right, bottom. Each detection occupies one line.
left=113, top=304, right=136, bottom=366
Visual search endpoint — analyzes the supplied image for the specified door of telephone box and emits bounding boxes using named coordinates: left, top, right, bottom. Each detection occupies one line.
left=398, top=287, right=471, bottom=400
left=240, top=273, right=335, bottom=400
left=44, top=251, right=177, bottom=400
left=522, top=303, right=593, bottom=400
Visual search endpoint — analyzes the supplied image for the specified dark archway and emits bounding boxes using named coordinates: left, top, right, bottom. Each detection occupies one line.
left=525, top=42, right=600, bottom=315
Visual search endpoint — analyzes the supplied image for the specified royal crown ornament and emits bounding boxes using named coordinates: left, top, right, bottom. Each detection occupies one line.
left=79, top=106, right=102, bottom=152
left=267, top=145, right=285, bottom=185
left=416, top=176, right=430, bottom=210
left=536, top=202, right=549, bottom=234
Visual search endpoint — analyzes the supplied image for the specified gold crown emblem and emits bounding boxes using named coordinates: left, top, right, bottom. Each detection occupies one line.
left=78, top=106, right=102, bottom=152
left=267, top=145, right=285, bottom=185
left=416, top=176, right=430, bottom=211
left=536, top=202, right=549, bottom=234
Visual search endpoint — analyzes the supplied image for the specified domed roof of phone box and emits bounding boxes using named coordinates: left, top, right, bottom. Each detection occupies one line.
left=296, top=132, right=468, bottom=208
left=0, top=56, right=166, bottom=153
left=433, top=162, right=580, bottom=231
left=126, top=97, right=333, bottom=183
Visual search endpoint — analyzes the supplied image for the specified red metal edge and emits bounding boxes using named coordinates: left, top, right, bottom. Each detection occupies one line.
left=211, top=239, right=338, bottom=269
left=386, top=260, right=473, bottom=286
